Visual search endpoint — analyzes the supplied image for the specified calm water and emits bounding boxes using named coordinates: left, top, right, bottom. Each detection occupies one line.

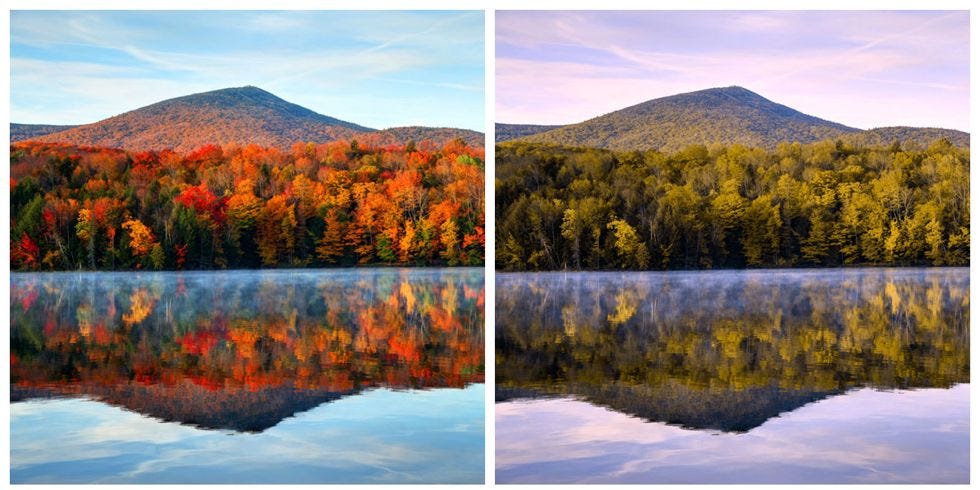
left=496, top=268, right=968, bottom=483
left=11, top=268, right=485, bottom=484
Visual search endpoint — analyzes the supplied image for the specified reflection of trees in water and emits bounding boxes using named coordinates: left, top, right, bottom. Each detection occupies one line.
left=496, top=269, right=968, bottom=430
left=11, top=270, right=485, bottom=400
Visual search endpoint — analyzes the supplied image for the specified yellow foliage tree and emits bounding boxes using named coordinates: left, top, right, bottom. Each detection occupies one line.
left=122, top=218, right=156, bottom=258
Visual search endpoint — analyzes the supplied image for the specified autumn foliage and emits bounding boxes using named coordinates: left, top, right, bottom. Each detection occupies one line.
left=10, top=138, right=485, bottom=270
left=10, top=272, right=485, bottom=399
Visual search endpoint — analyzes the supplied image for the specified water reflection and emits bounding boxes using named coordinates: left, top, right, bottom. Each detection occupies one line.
left=13, top=385, right=485, bottom=484
left=496, top=385, right=968, bottom=484
left=496, top=268, right=968, bottom=432
left=12, top=268, right=485, bottom=433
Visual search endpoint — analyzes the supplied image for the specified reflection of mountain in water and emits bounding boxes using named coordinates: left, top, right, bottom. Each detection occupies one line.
left=11, top=269, right=485, bottom=433
left=496, top=268, right=968, bottom=432
left=12, top=382, right=356, bottom=433
left=497, top=382, right=841, bottom=433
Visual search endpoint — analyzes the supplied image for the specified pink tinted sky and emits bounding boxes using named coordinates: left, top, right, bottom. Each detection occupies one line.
left=496, top=11, right=969, bottom=131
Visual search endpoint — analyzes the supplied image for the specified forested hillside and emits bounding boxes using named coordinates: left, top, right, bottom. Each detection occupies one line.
left=367, top=126, right=485, bottom=148
left=11, top=138, right=484, bottom=270
left=496, top=138, right=968, bottom=271
left=495, top=123, right=562, bottom=142
left=840, top=126, right=969, bottom=148
left=26, top=86, right=372, bottom=153
left=518, top=86, right=857, bottom=152
left=10, top=123, right=80, bottom=142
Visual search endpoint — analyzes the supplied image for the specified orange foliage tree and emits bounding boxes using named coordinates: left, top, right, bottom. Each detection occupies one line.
left=10, top=138, right=484, bottom=270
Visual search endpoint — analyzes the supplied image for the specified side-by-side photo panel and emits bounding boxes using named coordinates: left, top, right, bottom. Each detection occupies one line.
left=10, top=10, right=486, bottom=484
left=495, top=10, right=969, bottom=484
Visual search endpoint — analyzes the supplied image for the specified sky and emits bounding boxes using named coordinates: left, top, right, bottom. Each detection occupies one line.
left=10, top=11, right=485, bottom=131
left=496, top=11, right=969, bottom=131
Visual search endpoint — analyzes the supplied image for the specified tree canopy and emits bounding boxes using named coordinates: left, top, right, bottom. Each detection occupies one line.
left=496, top=138, right=969, bottom=271
left=11, top=138, right=484, bottom=270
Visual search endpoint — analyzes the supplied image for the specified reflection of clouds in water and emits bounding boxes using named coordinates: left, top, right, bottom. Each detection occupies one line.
left=11, top=399, right=196, bottom=468
left=496, top=385, right=968, bottom=484
left=12, top=385, right=484, bottom=484
left=496, top=399, right=695, bottom=467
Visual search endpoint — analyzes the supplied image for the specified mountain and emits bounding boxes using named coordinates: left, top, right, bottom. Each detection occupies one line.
left=10, top=123, right=80, bottom=142
left=506, top=86, right=968, bottom=152
left=515, top=86, right=855, bottom=152
left=840, top=126, right=970, bottom=148
left=495, top=123, right=562, bottom=143
left=17, top=86, right=485, bottom=152
left=24, top=86, right=370, bottom=152
left=12, top=382, right=353, bottom=433
left=497, top=382, right=841, bottom=433
left=366, top=126, right=485, bottom=148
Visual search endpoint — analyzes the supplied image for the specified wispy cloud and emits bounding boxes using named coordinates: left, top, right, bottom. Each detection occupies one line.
left=496, top=11, right=968, bottom=131
left=361, top=11, right=481, bottom=54
left=236, top=11, right=314, bottom=32
left=11, top=11, right=485, bottom=131
left=726, top=12, right=792, bottom=33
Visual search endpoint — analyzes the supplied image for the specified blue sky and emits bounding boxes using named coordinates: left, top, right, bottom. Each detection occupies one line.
left=11, top=11, right=485, bottom=131
left=497, top=11, right=969, bottom=131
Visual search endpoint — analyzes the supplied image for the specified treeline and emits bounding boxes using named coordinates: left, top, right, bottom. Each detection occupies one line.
left=11, top=138, right=484, bottom=270
left=496, top=271, right=969, bottom=395
left=496, top=138, right=969, bottom=271
left=12, top=272, right=485, bottom=394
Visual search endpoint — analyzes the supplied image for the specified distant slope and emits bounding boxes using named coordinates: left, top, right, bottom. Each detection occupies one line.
left=519, top=86, right=858, bottom=152
left=12, top=382, right=352, bottom=433
left=10, top=123, right=79, bottom=142
left=841, top=126, right=970, bottom=148
left=28, top=86, right=374, bottom=152
left=365, top=126, right=485, bottom=148
left=495, top=123, right=562, bottom=143
left=497, top=382, right=840, bottom=433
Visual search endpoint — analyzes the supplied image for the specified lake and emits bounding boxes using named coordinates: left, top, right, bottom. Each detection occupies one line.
left=10, top=268, right=485, bottom=484
left=496, top=268, right=969, bottom=484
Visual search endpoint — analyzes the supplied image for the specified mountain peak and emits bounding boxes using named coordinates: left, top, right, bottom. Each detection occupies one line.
left=166, top=86, right=296, bottom=110
left=211, top=85, right=266, bottom=92
left=696, top=85, right=754, bottom=95
left=641, top=86, right=774, bottom=109
left=722, top=85, right=753, bottom=93
left=202, top=85, right=279, bottom=99
left=654, top=86, right=761, bottom=101
left=708, top=86, right=770, bottom=100
left=234, top=84, right=265, bottom=91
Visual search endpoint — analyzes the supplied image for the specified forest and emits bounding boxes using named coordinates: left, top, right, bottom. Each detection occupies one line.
left=496, top=138, right=969, bottom=271
left=10, top=138, right=484, bottom=270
